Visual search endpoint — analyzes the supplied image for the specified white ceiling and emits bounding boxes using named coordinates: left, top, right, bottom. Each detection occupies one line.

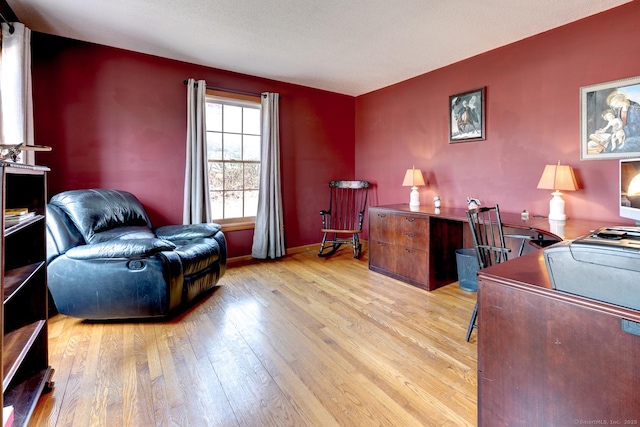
left=6, top=0, right=632, bottom=96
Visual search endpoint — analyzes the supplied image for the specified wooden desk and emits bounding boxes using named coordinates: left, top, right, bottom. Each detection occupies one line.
left=477, top=252, right=640, bottom=426
left=368, top=204, right=616, bottom=291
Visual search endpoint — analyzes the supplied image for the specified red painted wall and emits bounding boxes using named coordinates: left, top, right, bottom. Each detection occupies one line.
left=31, top=34, right=355, bottom=258
left=29, top=1, right=640, bottom=258
left=356, top=1, right=640, bottom=229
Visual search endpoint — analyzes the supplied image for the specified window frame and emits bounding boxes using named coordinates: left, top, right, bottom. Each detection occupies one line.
left=205, top=89, right=261, bottom=231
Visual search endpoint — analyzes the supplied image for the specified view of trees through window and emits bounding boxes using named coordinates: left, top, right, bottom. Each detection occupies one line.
left=205, top=96, right=261, bottom=220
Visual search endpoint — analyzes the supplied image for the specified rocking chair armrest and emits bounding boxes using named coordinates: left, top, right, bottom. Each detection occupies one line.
left=320, top=210, right=330, bottom=229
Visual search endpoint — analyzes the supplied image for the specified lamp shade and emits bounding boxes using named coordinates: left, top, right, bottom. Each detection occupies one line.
left=402, top=167, right=425, bottom=187
left=537, top=161, right=578, bottom=221
left=536, top=162, right=578, bottom=192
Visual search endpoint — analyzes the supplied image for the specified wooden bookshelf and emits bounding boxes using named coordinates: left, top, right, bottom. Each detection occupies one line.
left=1, top=164, right=53, bottom=426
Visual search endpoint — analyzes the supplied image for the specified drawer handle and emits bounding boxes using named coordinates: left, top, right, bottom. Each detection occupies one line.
left=377, top=213, right=387, bottom=218
left=405, top=248, right=415, bottom=254
left=405, top=233, right=417, bottom=238
left=376, top=242, right=387, bottom=246
left=405, top=217, right=416, bottom=222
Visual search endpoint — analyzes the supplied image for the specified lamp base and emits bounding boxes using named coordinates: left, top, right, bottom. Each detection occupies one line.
left=548, top=219, right=566, bottom=239
left=409, top=186, right=420, bottom=209
left=548, top=191, right=567, bottom=221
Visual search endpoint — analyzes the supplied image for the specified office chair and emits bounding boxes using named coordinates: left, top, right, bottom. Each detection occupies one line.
left=318, top=180, right=370, bottom=258
left=465, top=204, right=533, bottom=341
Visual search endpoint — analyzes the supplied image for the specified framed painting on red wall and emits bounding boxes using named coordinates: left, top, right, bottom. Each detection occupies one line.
left=449, top=87, right=485, bottom=143
left=581, top=76, right=640, bottom=160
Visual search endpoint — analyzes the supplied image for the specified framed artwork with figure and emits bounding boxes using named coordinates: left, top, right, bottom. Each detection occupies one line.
left=581, top=76, right=640, bottom=160
left=449, top=87, right=485, bottom=143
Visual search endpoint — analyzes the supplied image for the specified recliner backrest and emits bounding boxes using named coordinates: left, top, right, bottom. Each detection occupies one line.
left=49, top=189, right=153, bottom=244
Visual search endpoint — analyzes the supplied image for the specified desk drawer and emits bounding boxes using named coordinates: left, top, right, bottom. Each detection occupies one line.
left=393, top=214, right=429, bottom=249
left=369, top=240, right=395, bottom=273
left=395, top=245, right=428, bottom=284
left=369, top=241, right=428, bottom=287
left=369, top=210, right=397, bottom=243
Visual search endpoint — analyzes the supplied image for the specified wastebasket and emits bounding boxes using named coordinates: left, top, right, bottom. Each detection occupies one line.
left=456, top=248, right=479, bottom=292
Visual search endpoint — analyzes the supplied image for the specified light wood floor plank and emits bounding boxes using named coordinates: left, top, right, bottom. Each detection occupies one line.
left=221, top=276, right=416, bottom=426
left=31, top=247, right=478, bottom=426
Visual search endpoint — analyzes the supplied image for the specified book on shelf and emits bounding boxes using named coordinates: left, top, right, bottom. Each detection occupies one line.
left=4, top=207, right=29, bottom=216
left=4, top=209, right=35, bottom=226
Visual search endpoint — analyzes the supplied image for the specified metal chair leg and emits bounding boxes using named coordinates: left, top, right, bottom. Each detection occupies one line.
left=466, top=301, right=478, bottom=342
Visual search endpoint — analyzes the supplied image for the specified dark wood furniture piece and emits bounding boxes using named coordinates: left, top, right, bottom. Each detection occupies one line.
left=1, top=163, right=53, bottom=426
left=369, top=205, right=462, bottom=290
left=368, top=204, right=622, bottom=291
left=477, top=251, right=640, bottom=426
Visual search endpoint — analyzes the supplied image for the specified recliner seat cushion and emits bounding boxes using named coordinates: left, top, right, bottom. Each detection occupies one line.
left=91, top=226, right=157, bottom=243
left=65, top=238, right=177, bottom=259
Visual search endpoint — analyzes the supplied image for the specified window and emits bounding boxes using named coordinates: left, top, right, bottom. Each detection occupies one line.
left=205, top=90, right=261, bottom=227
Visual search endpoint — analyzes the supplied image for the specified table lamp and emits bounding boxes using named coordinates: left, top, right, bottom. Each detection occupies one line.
left=402, top=166, right=425, bottom=208
left=536, top=161, right=578, bottom=221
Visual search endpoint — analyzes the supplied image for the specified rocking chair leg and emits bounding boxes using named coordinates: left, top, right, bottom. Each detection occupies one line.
left=352, top=233, right=361, bottom=258
left=318, top=233, right=341, bottom=257
left=318, top=232, right=329, bottom=256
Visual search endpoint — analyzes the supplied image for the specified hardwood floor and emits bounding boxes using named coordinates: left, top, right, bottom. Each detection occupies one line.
left=30, top=246, right=478, bottom=427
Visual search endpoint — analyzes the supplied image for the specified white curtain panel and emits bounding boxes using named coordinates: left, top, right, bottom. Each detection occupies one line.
left=0, top=22, right=34, bottom=164
left=183, top=78, right=211, bottom=224
left=252, top=92, right=285, bottom=259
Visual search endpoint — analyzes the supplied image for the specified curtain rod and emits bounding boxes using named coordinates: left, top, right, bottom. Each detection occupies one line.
left=183, top=80, right=263, bottom=98
left=0, top=13, right=15, bottom=34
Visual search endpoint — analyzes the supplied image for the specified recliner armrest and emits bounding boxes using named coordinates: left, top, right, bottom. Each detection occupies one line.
left=65, top=238, right=176, bottom=260
left=46, top=204, right=85, bottom=263
left=155, top=223, right=221, bottom=241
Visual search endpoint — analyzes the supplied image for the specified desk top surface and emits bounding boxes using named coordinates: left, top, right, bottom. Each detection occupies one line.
left=477, top=250, right=640, bottom=321
left=371, top=204, right=625, bottom=241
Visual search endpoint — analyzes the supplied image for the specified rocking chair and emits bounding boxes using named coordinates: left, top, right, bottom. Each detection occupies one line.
left=318, top=180, right=370, bottom=258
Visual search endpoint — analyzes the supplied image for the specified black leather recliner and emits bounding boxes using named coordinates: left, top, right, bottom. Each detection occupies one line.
left=46, top=189, right=227, bottom=320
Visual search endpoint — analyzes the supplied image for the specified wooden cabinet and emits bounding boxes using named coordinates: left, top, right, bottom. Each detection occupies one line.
left=369, top=210, right=429, bottom=286
left=477, top=252, right=640, bottom=426
left=1, top=163, right=53, bottom=426
left=368, top=205, right=463, bottom=291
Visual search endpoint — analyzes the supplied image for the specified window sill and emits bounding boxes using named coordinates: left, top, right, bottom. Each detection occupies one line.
left=216, top=218, right=256, bottom=232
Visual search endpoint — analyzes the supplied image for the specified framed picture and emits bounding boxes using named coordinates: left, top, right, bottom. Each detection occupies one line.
left=449, top=87, right=485, bottom=143
left=581, top=76, right=640, bottom=160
